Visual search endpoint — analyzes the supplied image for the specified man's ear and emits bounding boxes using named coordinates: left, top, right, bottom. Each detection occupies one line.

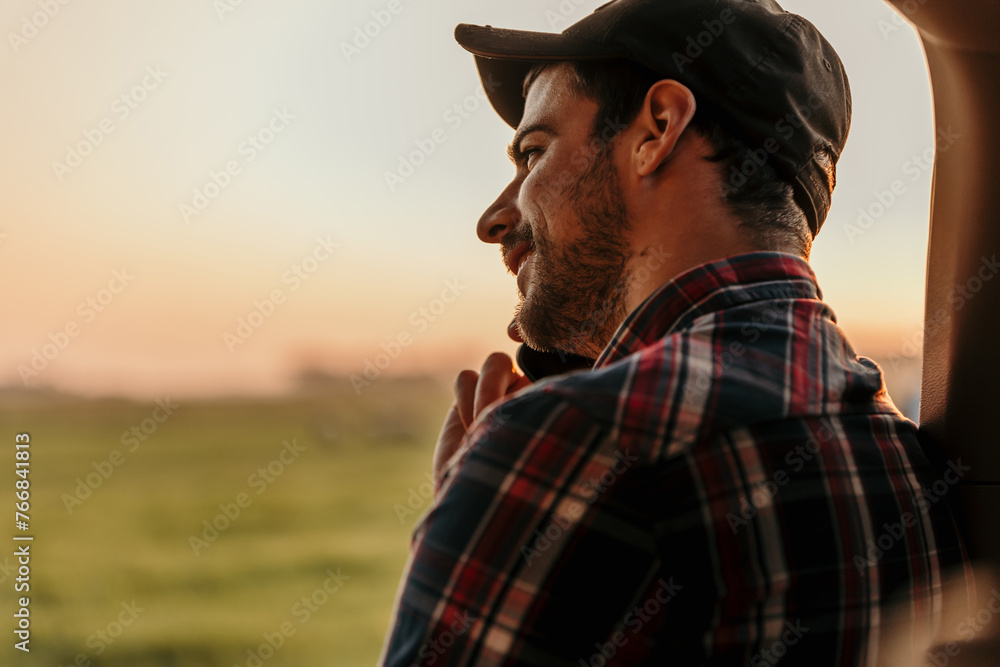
left=632, top=80, right=697, bottom=177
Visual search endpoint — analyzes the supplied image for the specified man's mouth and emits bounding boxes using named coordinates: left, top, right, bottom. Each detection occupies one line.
left=506, top=242, right=535, bottom=277
left=518, top=248, right=534, bottom=275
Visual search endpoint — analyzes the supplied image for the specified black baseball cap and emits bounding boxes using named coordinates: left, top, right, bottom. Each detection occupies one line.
left=454, top=0, right=852, bottom=237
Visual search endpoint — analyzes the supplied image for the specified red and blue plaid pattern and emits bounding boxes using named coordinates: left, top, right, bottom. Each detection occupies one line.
left=379, top=252, right=973, bottom=666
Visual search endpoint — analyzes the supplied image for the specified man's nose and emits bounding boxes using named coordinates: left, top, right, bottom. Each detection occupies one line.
left=477, top=179, right=521, bottom=244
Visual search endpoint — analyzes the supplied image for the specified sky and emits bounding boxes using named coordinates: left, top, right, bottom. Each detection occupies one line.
left=0, top=0, right=938, bottom=399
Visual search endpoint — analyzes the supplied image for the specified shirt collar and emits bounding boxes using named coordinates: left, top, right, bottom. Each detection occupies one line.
left=594, top=251, right=823, bottom=369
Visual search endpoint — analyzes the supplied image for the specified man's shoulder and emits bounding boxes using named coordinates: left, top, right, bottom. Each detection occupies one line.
left=475, top=364, right=628, bottom=436
left=504, top=324, right=786, bottom=430
left=492, top=303, right=900, bottom=450
left=469, top=345, right=692, bottom=457
left=508, top=354, right=645, bottom=420
left=472, top=330, right=768, bottom=450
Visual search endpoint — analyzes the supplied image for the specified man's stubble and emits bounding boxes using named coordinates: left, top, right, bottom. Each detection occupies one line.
left=509, top=142, right=635, bottom=360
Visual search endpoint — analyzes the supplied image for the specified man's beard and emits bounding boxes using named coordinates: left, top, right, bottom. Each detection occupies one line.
left=505, top=143, right=633, bottom=360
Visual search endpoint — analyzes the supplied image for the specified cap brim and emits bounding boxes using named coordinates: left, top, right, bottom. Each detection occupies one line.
left=455, top=23, right=617, bottom=129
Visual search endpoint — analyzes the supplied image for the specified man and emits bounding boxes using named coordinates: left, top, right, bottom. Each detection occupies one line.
left=379, top=1, right=973, bottom=664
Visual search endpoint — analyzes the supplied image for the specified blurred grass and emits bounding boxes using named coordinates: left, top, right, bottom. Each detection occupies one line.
left=0, top=375, right=452, bottom=666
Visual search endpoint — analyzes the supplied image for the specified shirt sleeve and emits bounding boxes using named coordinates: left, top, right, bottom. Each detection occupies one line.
left=377, top=387, right=671, bottom=667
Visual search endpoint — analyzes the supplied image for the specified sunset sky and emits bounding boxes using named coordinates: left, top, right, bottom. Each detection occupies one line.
left=0, top=0, right=938, bottom=399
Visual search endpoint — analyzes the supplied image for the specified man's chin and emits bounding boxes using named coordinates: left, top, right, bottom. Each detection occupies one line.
left=512, top=308, right=559, bottom=354
left=514, top=308, right=599, bottom=359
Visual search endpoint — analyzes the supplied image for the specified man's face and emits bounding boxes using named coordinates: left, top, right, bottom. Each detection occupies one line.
left=478, top=64, right=634, bottom=360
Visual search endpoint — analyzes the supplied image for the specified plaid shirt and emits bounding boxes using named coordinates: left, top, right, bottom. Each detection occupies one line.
left=379, top=251, right=972, bottom=666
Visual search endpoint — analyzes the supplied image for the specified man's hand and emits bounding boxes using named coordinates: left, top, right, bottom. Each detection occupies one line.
left=432, top=352, right=532, bottom=488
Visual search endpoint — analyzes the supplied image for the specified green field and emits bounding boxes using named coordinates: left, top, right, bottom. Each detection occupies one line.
left=0, top=376, right=452, bottom=667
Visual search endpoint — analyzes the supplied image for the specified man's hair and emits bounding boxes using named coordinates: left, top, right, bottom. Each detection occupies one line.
left=524, top=60, right=837, bottom=259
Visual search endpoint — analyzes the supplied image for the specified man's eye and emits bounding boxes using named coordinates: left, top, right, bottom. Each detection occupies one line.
left=522, top=147, right=543, bottom=166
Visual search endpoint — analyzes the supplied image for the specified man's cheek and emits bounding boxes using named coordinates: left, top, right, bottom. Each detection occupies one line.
left=522, top=181, right=555, bottom=216
left=554, top=168, right=577, bottom=194
left=571, top=147, right=593, bottom=171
